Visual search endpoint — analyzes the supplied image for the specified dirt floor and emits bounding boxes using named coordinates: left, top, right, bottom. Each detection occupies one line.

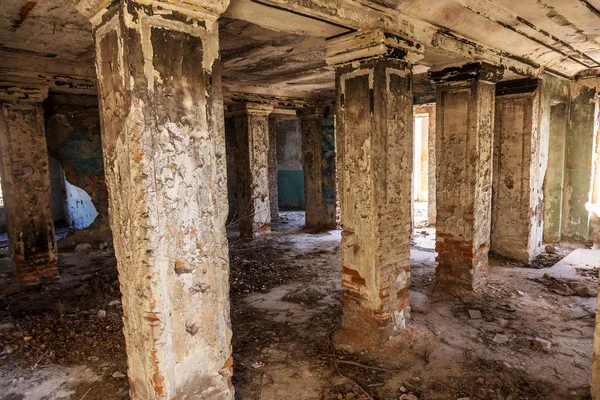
left=0, top=210, right=598, bottom=399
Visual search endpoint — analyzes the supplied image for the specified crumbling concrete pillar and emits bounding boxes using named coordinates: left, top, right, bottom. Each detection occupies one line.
left=299, top=107, right=337, bottom=230
left=76, top=0, right=234, bottom=398
left=430, top=63, right=503, bottom=290
left=268, top=114, right=279, bottom=222
left=328, top=30, right=422, bottom=344
left=228, top=103, right=273, bottom=239
left=426, top=106, right=437, bottom=226
left=491, top=79, right=545, bottom=263
left=0, top=83, right=58, bottom=287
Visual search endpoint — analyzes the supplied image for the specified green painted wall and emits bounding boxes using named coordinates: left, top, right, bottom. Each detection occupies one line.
left=277, top=119, right=305, bottom=209
left=278, top=170, right=304, bottom=208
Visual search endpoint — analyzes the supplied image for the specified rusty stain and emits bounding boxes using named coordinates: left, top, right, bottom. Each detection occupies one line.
left=152, top=373, right=165, bottom=396
left=144, top=312, right=160, bottom=321
left=12, top=1, right=38, bottom=30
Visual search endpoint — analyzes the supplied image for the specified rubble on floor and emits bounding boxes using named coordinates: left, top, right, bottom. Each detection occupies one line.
left=0, top=212, right=597, bottom=399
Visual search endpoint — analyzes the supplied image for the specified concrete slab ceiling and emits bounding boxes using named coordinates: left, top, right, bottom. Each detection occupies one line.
left=1, top=0, right=600, bottom=100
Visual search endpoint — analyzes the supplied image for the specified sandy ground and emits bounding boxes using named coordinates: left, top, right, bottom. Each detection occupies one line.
left=0, top=210, right=597, bottom=399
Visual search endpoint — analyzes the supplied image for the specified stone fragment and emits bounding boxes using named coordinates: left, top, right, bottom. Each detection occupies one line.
left=97, top=310, right=106, bottom=318
left=468, top=309, right=482, bottom=319
left=399, top=395, right=418, bottom=400
left=545, top=244, right=557, bottom=254
left=493, top=333, right=509, bottom=344
left=75, top=243, right=92, bottom=252
left=532, top=337, right=551, bottom=350
left=0, top=322, right=16, bottom=331
left=112, top=371, right=126, bottom=379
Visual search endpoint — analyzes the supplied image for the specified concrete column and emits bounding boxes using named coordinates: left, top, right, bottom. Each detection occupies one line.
left=225, top=116, right=238, bottom=223
left=328, top=30, right=422, bottom=344
left=268, top=114, right=279, bottom=222
left=426, top=106, right=437, bottom=226
left=228, top=103, right=273, bottom=239
left=491, top=79, right=545, bottom=263
left=430, top=63, right=503, bottom=291
left=299, top=107, right=337, bottom=230
left=0, top=83, right=58, bottom=287
left=77, top=0, right=234, bottom=398
left=544, top=103, right=568, bottom=242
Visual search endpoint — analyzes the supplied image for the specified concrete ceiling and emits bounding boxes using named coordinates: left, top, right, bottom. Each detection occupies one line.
left=0, top=0, right=599, bottom=101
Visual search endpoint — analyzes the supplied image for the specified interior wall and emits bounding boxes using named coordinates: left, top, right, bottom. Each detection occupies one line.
left=44, top=93, right=109, bottom=230
left=413, top=114, right=429, bottom=202
left=64, top=178, right=98, bottom=229
left=48, top=154, right=67, bottom=224
left=563, top=78, right=599, bottom=241
left=277, top=119, right=304, bottom=209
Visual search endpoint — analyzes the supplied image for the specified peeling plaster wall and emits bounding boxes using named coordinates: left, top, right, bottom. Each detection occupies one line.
left=277, top=119, right=304, bottom=209
left=563, top=78, right=599, bottom=242
left=44, top=93, right=109, bottom=230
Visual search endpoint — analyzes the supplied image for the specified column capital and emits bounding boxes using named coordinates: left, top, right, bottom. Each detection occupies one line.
left=495, top=77, right=540, bottom=96
left=429, top=62, right=504, bottom=85
left=0, top=82, right=48, bottom=103
left=326, top=29, right=424, bottom=66
left=226, top=102, right=273, bottom=117
left=297, top=107, right=324, bottom=119
left=74, top=0, right=230, bottom=25
left=270, top=109, right=298, bottom=120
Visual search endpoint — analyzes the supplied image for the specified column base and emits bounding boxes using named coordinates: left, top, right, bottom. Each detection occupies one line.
left=435, top=239, right=489, bottom=290
left=240, top=223, right=271, bottom=239
left=16, top=262, right=59, bottom=287
left=337, top=292, right=410, bottom=347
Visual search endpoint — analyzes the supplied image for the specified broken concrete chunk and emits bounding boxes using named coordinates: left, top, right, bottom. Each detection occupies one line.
left=0, top=322, right=16, bottom=331
left=532, top=337, right=551, bottom=350
left=468, top=309, right=482, bottom=319
left=75, top=243, right=92, bottom=252
left=112, top=371, right=126, bottom=379
left=493, top=333, right=509, bottom=344
left=399, top=394, right=418, bottom=400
